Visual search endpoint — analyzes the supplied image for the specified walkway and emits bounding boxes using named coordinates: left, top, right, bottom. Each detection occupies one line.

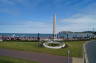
left=0, top=49, right=72, bottom=63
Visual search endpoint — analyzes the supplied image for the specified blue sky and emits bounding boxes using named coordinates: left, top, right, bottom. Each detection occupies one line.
left=0, top=0, right=96, bottom=33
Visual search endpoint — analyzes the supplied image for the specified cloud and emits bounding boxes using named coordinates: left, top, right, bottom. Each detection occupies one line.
left=0, top=0, right=24, bottom=5
left=0, top=0, right=25, bottom=15
left=0, top=0, right=41, bottom=7
left=0, top=0, right=96, bottom=33
left=57, top=13, right=96, bottom=32
left=0, top=0, right=14, bottom=5
left=0, top=14, right=96, bottom=33
left=0, top=8, right=20, bottom=16
left=0, top=0, right=43, bottom=15
left=0, top=21, right=52, bottom=33
left=56, top=2, right=96, bottom=32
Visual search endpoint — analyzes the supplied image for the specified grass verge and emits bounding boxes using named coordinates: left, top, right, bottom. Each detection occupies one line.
left=0, top=41, right=85, bottom=57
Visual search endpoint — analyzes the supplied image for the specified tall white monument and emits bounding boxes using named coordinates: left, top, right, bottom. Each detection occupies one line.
left=43, top=14, right=66, bottom=49
left=53, top=14, right=56, bottom=40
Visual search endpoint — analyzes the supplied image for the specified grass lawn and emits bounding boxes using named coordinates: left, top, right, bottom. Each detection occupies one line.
left=0, top=56, right=39, bottom=63
left=0, top=41, right=85, bottom=57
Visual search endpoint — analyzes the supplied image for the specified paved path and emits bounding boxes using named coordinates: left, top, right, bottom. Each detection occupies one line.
left=0, top=49, right=72, bottom=63
left=72, top=57, right=83, bottom=63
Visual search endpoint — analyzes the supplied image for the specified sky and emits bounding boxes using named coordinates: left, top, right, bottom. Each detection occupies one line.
left=0, top=0, right=96, bottom=33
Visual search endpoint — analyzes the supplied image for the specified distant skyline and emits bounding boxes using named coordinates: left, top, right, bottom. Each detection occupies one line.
left=0, top=0, right=96, bottom=33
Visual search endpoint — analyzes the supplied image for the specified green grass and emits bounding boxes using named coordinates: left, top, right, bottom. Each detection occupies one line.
left=0, top=41, right=85, bottom=57
left=0, top=56, right=39, bottom=63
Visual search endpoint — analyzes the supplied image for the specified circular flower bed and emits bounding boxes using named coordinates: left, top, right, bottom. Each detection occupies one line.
left=43, top=40, right=66, bottom=49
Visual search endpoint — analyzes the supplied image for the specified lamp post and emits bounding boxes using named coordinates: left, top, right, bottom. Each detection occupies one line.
left=37, top=33, right=40, bottom=42
left=67, top=33, right=69, bottom=40
left=67, top=50, right=70, bottom=63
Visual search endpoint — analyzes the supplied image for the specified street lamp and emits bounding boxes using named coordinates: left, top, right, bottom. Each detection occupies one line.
left=67, top=50, right=70, bottom=63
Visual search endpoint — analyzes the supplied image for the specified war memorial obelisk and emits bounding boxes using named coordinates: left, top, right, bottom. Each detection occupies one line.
left=43, top=14, right=65, bottom=49
left=53, top=14, right=56, bottom=41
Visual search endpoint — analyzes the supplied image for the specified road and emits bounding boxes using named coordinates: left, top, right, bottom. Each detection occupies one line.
left=85, top=40, right=96, bottom=63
